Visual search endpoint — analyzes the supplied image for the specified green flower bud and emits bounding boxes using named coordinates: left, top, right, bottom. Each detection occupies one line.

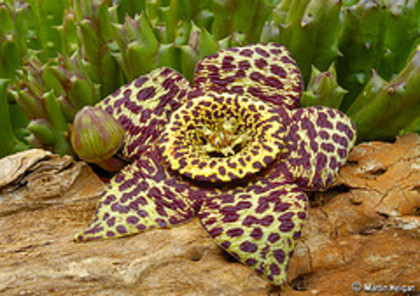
left=71, top=106, right=125, bottom=171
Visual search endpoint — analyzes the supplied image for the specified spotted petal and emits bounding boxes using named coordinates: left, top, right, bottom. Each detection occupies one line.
left=194, top=43, right=303, bottom=109
left=280, top=106, right=357, bottom=190
left=198, top=166, right=308, bottom=286
left=75, top=146, right=206, bottom=242
left=98, top=67, right=191, bottom=160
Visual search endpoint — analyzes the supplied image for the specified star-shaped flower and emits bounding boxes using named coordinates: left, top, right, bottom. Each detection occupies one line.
left=73, top=43, right=356, bottom=286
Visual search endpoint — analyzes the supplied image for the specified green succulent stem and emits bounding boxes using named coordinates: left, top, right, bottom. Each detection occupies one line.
left=301, top=63, right=347, bottom=108
left=43, top=91, right=73, bottom=155
left=348, top=46, right=420, bottom=141
left=0, top=79, right=29, bottom=157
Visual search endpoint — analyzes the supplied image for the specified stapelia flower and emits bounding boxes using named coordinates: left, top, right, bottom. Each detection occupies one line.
left=73, top=43, right=356, bottom=287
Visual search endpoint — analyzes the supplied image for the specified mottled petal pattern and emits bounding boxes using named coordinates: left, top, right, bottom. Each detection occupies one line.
left=194, top=43, right=303, bottom=109
left=73, top=43, right=357, bottom=288
left=281, top=106, right=357, bottom=190
left=75, top=146, right=205, bottom=242
left=159, top=92, right=287, bottom=182
left=98, top=68, right=192, bottom=160
left=198, top=168, right=308, bottom=286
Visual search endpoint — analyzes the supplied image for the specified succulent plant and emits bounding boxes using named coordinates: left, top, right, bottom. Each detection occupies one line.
left=347, top=46, right=420, bottom=141
left=0, top=0, right=419, bottom=154
left=301, top=63, right=347, bottom=109
left=73, top=44, right=356, bottom=287
left=0, top=79, right=29, bottom=157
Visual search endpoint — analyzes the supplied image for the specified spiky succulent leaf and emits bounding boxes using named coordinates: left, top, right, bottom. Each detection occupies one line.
left=268, top=0, right=342, bottom=81
left=338, top=0, right=420, bottom=109
left=348, top=46, right=420, bottom=141
left=400, top=116, right=420, bottom=135
left=301, top=63, right=347, bottom=108
left=0, top=79, right=29, bottom=157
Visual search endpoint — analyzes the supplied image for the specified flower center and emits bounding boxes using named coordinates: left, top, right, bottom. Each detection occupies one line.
left=159, top=92, right=286, bottom=183
left=197, top=117, right=249, bottom=157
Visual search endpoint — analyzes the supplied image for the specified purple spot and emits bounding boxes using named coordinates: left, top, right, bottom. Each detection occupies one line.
left=310, top=141, right=319, bottom=152
left=250, top=72, right=263, bottom=82
left=278, top=212, right=294, bottom=221
left=222, top=61, right=235, bottom=71
left=280, top=221, right=295, bottom=232
left=273, top=249, right=285, bottom=264
left=140, top=108, right=151, bottom=122
left=105, top=105, right=113, bottom=115
left=297, top=212, right=307, bottom=220
left=252, top=161, right=263, bottom=170
left=337, top=122, right=354, bottom=140
left=107, top=217, right=115, bottom=227
left=268, top=233, right=280, bottom=243
left=274, top=202, right=291, bottom=212
left=245, top=258, right=257, bottom=266
left=240, top=49, right=253, bottom=57
left=161, top=68, right=173, bottom=76
left=137, top=87, right=156, bottom=101
left=104, top=194, right=116, bottom=205
left=255, top=47, right=270, bottom=57
left=260, top=215, right=274, bottom=226
left=281, top=56, right=295, bottom=64
left=238, top=60, right=251, bottom=70
left=237, top=201, right=252, bottom=210
left=221, top=241, right=231, bottom=248
left=250, top=227, right=263, bottom=240
left=239, top=241, right=258, bottom=253
left=169, top=217, right=179, bottom=225
left=242, top=215, right=258, bottom=227
left=333, top=134, right=348, bottom=147
left=316, top=112, right=333, bottom=129
left=106, top=231, right=115, bottom=237
left=127, top=216, right=140, bottom=224
left=209, top=227, right=223, bottom=238
left=338, top=148, right=347, bottom=158
left=327, top=109, right=337, bottom=118
left=293, top=231, right=301, bottom=239
left=321, top=143, right=335, bottom=153
left=134, top=77, right=148, bottom=87
left=270, top=65, right=287, bottom=78
left=115, top=174, right=125, bottom=183
left=255, top=58, right=268, bottom=68
left=231, top=85, right=243, bottom=94
left=329, top=156, right=338, bottom=170
left=221, top=208, right=240, bottom=223
left=111, top=203, right=129, bottom=214
left=270, top=263, right=281, bottom=275
left=263, top=156, right=274, bottom=165
left=319, top=131, right=330, bottom=140
left=116, top=225, right=127, bottom=234
left=316, top=153, right=328, bottom=171
left=270, top=48, right=283, bottom=55
left=227, top=228, right=244, bottom=238
left=156, top=218, right=168, bottom=227
left=137, top=224, right=146, bottom=231
left=111, top=88, right=121, bottom=97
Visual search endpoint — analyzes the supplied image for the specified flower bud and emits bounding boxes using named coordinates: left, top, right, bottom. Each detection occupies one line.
left=71, top=106, right=125, bottom=171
